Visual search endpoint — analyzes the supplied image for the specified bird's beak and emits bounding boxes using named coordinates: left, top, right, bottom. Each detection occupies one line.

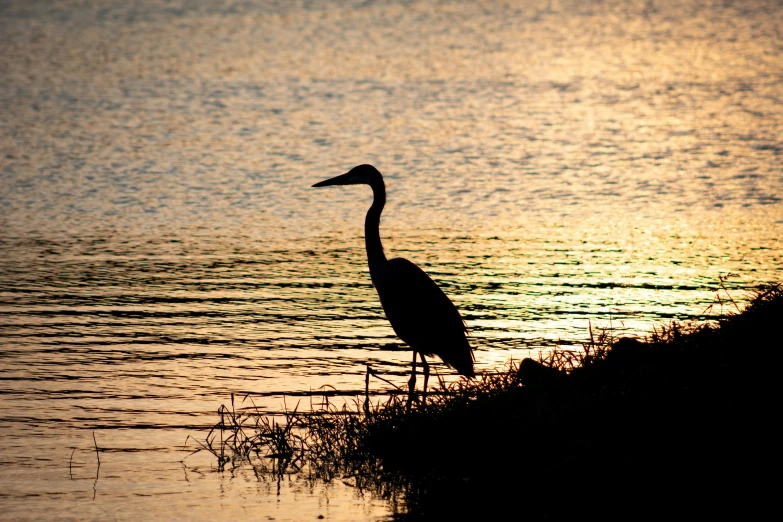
left=312, top=171, right=356, bottom=188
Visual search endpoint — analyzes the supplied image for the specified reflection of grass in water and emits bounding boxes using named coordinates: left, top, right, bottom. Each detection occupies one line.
left=191, top=283, right=780, bottom=518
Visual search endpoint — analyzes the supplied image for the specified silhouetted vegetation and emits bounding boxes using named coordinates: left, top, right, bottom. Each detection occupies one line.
left=192, top=283, right=781, bottom=519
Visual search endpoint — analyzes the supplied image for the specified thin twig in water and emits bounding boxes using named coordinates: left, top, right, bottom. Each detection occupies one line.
left=92, top=432, right=100, bottom=467
left=69, top=448, right=76, bottom=480
left=92, top=432, right=101, bottom=499
left=366, top=366, right=403, bottom=392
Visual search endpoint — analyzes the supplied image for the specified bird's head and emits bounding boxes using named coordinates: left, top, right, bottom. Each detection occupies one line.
left=312, top=164, right=383, bottom=189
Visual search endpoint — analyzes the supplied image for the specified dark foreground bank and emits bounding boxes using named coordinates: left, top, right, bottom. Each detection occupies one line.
left=199, top=284, right=781, bottom=520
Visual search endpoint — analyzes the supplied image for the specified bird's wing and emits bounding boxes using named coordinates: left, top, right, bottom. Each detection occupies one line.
left=376, top=258, right=474, bottom=374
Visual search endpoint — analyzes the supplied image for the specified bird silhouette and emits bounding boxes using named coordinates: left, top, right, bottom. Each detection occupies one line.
left=312, top=164, right=475, bottom=398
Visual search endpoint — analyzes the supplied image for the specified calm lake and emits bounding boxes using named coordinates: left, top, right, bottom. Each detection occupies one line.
left=1, top=0, right=781, bottom=519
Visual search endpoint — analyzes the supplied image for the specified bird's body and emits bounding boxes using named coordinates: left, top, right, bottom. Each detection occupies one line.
left=374, top=258, right=475, bottom=376
left=312, top=164, right=475, bottom=390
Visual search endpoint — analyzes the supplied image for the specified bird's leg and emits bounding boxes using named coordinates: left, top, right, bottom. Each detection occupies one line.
left=407, top=351, right=418, bottom=412
left=408, top=350, right=418, bottom=391
left=420, top=353, right=430, bottom=406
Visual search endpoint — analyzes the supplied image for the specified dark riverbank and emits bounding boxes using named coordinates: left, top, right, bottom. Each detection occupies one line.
left=202, top=284, right=780, bottom=519
left=366, top=284, right=780, bottom=519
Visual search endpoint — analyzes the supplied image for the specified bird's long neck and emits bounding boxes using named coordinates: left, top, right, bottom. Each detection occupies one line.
left=365, top=179, right=387, bottom=285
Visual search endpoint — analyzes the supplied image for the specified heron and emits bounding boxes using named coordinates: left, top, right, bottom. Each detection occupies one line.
left=312, top=164, right=475, bottom=399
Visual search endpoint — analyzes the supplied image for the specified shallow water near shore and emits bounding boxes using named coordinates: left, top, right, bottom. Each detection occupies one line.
left=1, top=0, right=782, bottom=519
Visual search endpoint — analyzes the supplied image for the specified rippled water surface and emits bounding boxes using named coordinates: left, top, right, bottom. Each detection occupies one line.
left=1, top=0, right=782, bottom=519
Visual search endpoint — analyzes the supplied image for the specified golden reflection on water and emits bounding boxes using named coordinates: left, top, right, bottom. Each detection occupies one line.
left=0, top=0, right=782, bottom=520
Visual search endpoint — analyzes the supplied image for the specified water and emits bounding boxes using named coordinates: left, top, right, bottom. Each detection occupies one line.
left=1, top=0, right=781, bottom=519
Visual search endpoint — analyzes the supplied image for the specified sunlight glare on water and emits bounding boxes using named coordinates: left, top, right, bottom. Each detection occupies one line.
left=0, top=0, right=781, bottom=519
